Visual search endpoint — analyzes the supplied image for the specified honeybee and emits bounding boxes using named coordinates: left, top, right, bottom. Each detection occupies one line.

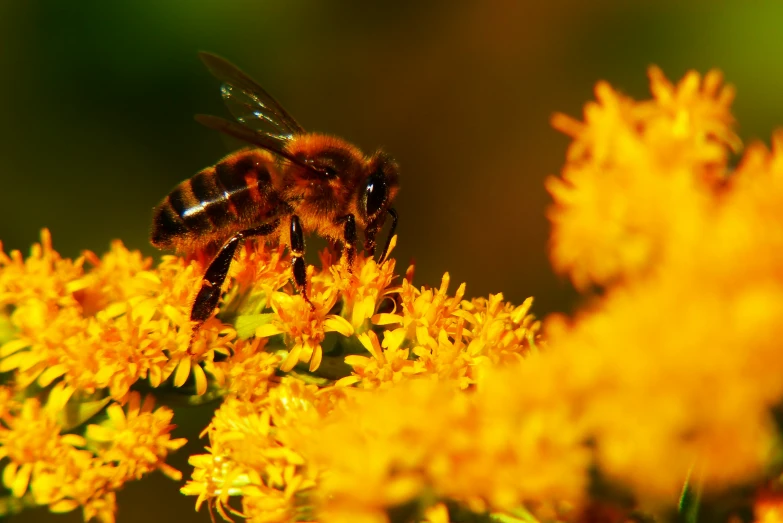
left=151, top=52, right=399, bottom=330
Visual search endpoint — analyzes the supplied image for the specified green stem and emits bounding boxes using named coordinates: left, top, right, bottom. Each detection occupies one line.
left=678, top=465, right=701, bottom=523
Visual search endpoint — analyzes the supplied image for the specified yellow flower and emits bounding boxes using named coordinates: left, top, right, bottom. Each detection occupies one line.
left=85, top=392, right=186, bottom=481
left=342, top=290, right=539, bottom=389
left=409, top=321, right=478, bottom=389
left=74, top=240, right=155, bottom=315
left=547, top=66, right=739, bottom=290
left=394, top=272, right=465, bottom=343
left=0, top=385, right=18, bottom=419
left=255, top=291, right=353, bottom=372
left=306, top=374, right=589, bottom=522
left=0, top=397, right=83, bottom=497
left=331, top=237, right=399, bottom=330
left=39, top=460, right=118, bottom=523
left=308, top=63, right=783, bottom=521
left=182, top=379, right=332, bottom=523
left=544, top=64, right=783, bottom=502
left=340, top=329, right=424, bottom=389
left=209, top=337, right=281, bottom=402
left=756, top=489, right=783, bottom=523
left=456, top=294, right=540, bottom=366
left=0, top=235, right=237, bottom=400
left=422, top=503, right=450, bottom=523
left=221, top=243, right=291, bottom=317
left=646, top=66, right=740, bottom=157
left=0, top=395, right=123, bottom=523
left=0, top=229, right=84, bottom=310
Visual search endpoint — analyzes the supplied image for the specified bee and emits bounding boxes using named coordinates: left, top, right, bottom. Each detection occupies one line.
left=151, top=52, right=399, bottom=331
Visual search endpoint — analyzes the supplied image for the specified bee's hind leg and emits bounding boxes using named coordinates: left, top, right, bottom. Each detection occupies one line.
left=189, top=219, right=280, bottom=349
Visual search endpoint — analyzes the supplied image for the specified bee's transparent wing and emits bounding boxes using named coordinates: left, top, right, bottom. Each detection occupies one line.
left=195, top=114, right=311, bottom=170
left=199, top=52, right=305, bottom=144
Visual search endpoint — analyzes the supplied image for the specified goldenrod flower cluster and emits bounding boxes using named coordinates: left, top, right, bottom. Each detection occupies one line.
left=2, top=64, right=783, bottom=523
left=0, top=227, right=538, bottom=521
left=546, top=67, right=783, bottom=501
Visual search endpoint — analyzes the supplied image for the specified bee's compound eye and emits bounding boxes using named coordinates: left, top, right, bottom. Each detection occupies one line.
left=364, top=174, right=387, bottom=217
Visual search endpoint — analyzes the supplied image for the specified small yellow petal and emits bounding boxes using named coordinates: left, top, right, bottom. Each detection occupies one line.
left=416, top=326, right=432, bottom=346
left=60, top=434, right=87, bottom=447
left=47, top=381, right=74, bottom=412
left=193, top=364, right=208, bottom=396
left=380, top=328, right=406, bottom=351
left=0, top=338, right=30, bottom=357
left=2, top=461, right=18, bottom=489
left=106, top=404, right=127, bottom=428
left=371, top=313, right=404, bottom=325
left=159, top=462, right=183, bottom=481
left=384, top=474, right=423, bottom=505
left=281, top=344, right=302, bottom=372
left=50, top=499, right=80, bottom=513
left=309, top=345, right=323, bottom=372
left=335, top=375, right=361, bottom=387
left=173, top=358, right=191, bottom=387
left=38, top=364, right=67, bottom=387
left=324, top=315, right=354, bottom=337
left=86, top=424, right=115, bottom=442
left=256, top=323, right=284, bottom=338
left=357, top=332, right=382, bottom=361
left=12, top=463, right=31, bottom=497
left=0, top=352, right=28, bottom=372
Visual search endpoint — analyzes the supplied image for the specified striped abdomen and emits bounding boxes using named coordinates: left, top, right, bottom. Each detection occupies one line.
left=151, top=150, right=281, bottom=252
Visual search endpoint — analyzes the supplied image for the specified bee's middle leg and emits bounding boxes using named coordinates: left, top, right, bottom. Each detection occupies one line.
left=336, top=214, right=357, bottom=272
left=289, top=215, right=315, bottom=310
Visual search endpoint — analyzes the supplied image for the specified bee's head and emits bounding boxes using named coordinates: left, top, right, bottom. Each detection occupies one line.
left=359, top=151, right=399, bottom=223
left=357, top=151, right=399, bottom=259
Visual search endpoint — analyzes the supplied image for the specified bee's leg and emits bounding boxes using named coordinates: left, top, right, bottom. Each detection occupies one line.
left=363, top=207, right=398, bottom=263
left=336, top=214, right=357, bottom=272
left=190, top=220, right=280, bottom=339
left=191, top=236, right=242, bottom=329
left=378, top=208, right=398, bottom=263
left=290, top=215, right=315, bottom=310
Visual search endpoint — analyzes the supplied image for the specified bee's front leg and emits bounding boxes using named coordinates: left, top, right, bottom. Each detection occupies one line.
left=290, top=215, right=315, bottom=310
left=378, top=208, right=397, bottom=263
left=364, top=208, right=398, bottom=264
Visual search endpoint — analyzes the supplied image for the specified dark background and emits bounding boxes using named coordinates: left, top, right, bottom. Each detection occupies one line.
left=4, top=2, right=783, bottom=522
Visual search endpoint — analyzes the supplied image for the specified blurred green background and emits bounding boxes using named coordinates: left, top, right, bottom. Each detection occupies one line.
left=4, top=2, right=783, bottom=522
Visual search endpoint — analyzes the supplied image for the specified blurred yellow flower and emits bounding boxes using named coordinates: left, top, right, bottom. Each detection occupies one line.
left=756, top=489, right=783, bottom=523
left=306, top=374, right=589, bottom=522
left=547, top=66, right=740, bottom=290
left=544, top=64, right=783, bottom=503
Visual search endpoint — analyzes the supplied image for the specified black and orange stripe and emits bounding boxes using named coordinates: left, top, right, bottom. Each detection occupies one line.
left=151, top=150, right=281, bottom=251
